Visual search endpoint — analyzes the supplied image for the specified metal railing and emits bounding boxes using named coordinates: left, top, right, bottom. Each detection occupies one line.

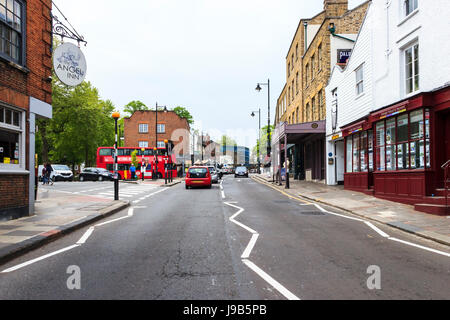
left=442, top=160, right=450, bottom=213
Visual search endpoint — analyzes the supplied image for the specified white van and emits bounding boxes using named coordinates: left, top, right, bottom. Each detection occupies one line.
left=38, top=164, right=74, bottom=182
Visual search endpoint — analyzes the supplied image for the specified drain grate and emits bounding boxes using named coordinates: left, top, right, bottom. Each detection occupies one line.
left=299, top=211, right=325, bottom=216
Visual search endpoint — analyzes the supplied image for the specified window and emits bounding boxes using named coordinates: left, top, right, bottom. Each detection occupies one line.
left=139, top=141, right=148, bottom=148
left=374, top=108, right=430, bottom=172
left=99, top=148, right=113, bottom=156
left=139, top=123, right=148, bottom=133
left=157, top=124, right=165, bottom=133
left=296, top=107, right=299, bottom=123
left=296, top=72, right=299, bottom=94
left=404, top=0, right=418, bottom=16
left=311, top=55, right=315, bottom=79
left=0, top=0, right=23, bottom=64
left=291, top=54, right=294, bottom=69
left=0, top=105, right=23, bottom=168
left=318, top=44, right=322, bottom=70
left=311, top=97, right=316, bottom=121
left=295, top=44, right=298, bottom=60
left=291, top=81, right=294, bottom=101
left=405, top=44, right=419, bottom=95
left=288, top=63, right=290, bottom=77
left=356, top=64, right=364, bottom=95
left=157, top=141, right=165, bottom=149
left=306, top=103, right=310, bottom=122
left=305, top=64, right=309, bottom=85
left=346, top=132, right=370, bottom=173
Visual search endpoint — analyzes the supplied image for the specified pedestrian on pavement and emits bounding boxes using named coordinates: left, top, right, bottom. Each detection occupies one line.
left=130, top=163, right=136, bottom=180
left=45, top=162, right=53, bottom=185
left=42, top=163, right=47, bottom=185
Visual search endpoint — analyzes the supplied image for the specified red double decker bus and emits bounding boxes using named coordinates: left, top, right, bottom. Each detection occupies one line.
left=96, top=147, right=177, bottom=180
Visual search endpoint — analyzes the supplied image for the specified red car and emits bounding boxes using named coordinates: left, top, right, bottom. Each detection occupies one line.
left=185, top=166, right=212, bottom=189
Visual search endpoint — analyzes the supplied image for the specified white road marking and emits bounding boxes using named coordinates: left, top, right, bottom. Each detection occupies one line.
left=1, top=245, right=80, bottom=273
left=388, top=237, right=450, bottom=257
left=221, top=190, right=226, bottom=199
left=241, top=234, right=259, bottom=259
left=76, top=227, right=95, bottom=244
left=242, top=259, right=300, bottom=300
left=224, top=201, right=299, bottom=300
left=314, top=204, right=363, bottom=222
left=365, top=221, right=390, bottom=238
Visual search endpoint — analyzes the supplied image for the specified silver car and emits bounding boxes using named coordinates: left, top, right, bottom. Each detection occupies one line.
left=208, top=166, right=219, bottom=183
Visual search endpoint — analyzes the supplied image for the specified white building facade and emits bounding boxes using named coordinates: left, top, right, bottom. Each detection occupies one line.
left=326, top=0, right=450, bottom=214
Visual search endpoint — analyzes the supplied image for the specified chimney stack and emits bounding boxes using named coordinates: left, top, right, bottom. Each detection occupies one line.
left=324, top=0, right=348, bottom=17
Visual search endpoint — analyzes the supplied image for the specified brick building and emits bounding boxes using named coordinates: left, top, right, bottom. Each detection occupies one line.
left=0, top=0, right=52, bottom=220
left=273, top=0, right=369, bottom=182
left=124, top=110, right=190, bottom=163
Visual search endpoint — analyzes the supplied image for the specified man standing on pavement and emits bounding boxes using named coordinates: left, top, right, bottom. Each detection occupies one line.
left=45, top=162, right=53, bottom=185
left=130, top=163, right=136, bottom=180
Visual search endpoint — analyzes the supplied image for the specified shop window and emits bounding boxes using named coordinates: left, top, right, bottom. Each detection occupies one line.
left=376, top=122, right=385, bottom=171
left=374, top=108, right=430, bottom=171
left=0, top=106, right=22, bottom=168
left=0, top=0, right=24, bottom=64
left=386, top=118, right=397, bottom=171
left=353, top=134, right=360, bottom=172
left=368, top=130, right=374, bottom=171
left=361, top=132, right=368, bottom=172
left=346, top=138, right=352, bottom=173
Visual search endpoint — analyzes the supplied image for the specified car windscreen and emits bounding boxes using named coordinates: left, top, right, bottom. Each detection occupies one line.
left=236, top=167, right=247, bottom=172
left=189, top=168, right=208, bottom=178
left=53, top=165, right=70, bottom=171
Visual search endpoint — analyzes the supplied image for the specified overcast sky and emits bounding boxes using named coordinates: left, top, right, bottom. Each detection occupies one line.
left=54, top=0, right=366, bottom=149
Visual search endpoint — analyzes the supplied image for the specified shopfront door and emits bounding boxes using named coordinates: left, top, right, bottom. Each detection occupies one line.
left=335, top=140, right=345, bottom=184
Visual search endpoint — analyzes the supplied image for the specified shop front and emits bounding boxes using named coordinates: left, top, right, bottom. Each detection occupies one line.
left=273, top=121, right=326, bottom=183
left=342, top=86, right=450, bottom=213
left=342, top=119, right=374, bottom=194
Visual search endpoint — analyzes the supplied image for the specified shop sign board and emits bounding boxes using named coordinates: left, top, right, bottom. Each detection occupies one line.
left=53, top=42, right=87, bottom=86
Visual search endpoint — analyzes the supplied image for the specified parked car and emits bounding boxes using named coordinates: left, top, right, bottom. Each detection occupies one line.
left=79, top=167, right=114, bottom=182
left=38, top=164, right=74, bottom=182
left=235, top=166, right=249, bottom=178
left=208, top=166, right=219, bottom=184
left=185, top=166, right=212, bottom=189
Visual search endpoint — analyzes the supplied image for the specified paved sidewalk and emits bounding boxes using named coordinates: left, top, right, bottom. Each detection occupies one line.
left=0, top=188, right=129, bottom=265
left=252, top=174, right=450, bottom=246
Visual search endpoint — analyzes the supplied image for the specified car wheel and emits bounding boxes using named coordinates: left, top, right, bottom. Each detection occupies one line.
left=185, top=184, right=189, bottom=189
left=79, top=176, right=84, bottom=182
left=98, top=176, right=103, bottom=182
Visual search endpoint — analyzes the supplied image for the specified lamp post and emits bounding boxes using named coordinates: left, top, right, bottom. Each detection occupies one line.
left=112, top=111, right=120, bottom=200
left=153, top=147, right=158, bottom=180
left=141, top=148, right=145, bottom=181
left=164, top=139, right=169, bottom=184
left=255, top=79, right=271, bottom=160
left=251, top=109, right=261, bottom=174
left=154, top=103, right=168, bottom=180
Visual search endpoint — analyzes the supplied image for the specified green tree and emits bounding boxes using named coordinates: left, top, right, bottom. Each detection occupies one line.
left=220, top=135, right=237, bottom=148
left=131, top=150, right=139, bottom=171
left=124, top=100, right=148, bottom=116
left=252, top=125, right=274, bottom=157
left=173, top=106, right=194, bottom=125
left=37, top=79, right=116, bottom=168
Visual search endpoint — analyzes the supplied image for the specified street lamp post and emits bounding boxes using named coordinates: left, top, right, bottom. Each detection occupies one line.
left=112, top=111, right=120, bottom=200
left=251, top=108, right=261, bottom=174
left=153, top=147, right=158, bottom=180
left=164, top=139, right=169, bottom=184
left=141, top=148, right=145, bottom=182
left=154, top=102, right=168, bottom=180
left=255, top=79, right=271, bottom=161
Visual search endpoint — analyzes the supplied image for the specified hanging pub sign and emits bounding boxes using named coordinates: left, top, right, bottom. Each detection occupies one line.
left=53, top=42, right=87, bottom=86
left=337, top=49, right=352, bottom=64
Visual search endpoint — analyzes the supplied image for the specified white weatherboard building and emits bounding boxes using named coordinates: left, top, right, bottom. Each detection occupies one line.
left=326, top=0, right=450, bottom=214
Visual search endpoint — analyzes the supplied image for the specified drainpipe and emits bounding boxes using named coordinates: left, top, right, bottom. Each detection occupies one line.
left=304, top=21, right=308, bottom=52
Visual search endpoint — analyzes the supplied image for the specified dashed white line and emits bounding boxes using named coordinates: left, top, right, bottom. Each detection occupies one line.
left=365, top=221, right=390, bottom=238
left=241, top=234, right=259, bottom=259
left=388, top=237, right=450, bottom=257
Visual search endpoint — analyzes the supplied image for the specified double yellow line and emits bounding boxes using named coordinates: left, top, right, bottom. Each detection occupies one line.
left=251, top=176, right=312, bottom=205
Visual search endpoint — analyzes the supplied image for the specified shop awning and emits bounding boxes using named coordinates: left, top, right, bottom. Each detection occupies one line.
left=273, top=121, right=325, bottom=144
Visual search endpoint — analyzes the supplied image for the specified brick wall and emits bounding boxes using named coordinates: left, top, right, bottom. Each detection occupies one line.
left=0, top=175, right=29, bottom=220
left=0, top=0, right=52, bottom=219
left=124, top=111, right=191, bottom=156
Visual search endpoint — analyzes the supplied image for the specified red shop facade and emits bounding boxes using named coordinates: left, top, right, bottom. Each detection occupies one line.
left=341, top=85, right=450, bottom=215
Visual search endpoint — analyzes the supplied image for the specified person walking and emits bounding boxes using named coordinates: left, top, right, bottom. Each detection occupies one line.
left=130, top=163, right=136, bottom=180
left=42, top=163, right=48, bottom=185
left=45, top=162, right=53, bottom=185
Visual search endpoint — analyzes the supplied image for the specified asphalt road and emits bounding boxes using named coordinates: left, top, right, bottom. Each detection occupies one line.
left=0, top=175, right=449, bottom=299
